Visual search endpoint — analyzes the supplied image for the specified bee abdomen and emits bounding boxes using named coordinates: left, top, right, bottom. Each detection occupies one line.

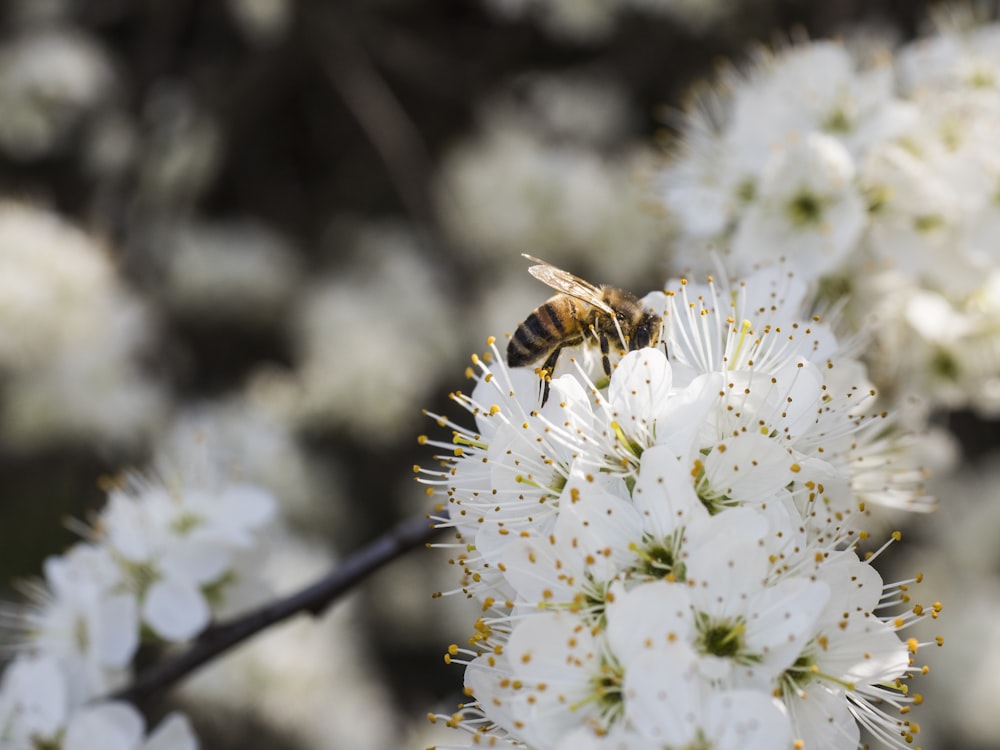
left=507, top=301, right=576, bottom=367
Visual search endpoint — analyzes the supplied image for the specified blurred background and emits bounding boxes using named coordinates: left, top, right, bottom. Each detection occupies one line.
left=1, top=0, right=995, bottom=748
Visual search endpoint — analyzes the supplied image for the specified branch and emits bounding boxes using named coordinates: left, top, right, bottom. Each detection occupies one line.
left=112, top=511, right=445, bottom=706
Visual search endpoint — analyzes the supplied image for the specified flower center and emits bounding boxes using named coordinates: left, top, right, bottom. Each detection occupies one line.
left=695, top=613, right=759, bottom=665
left=633, top=535, right=686, bottom=582
left=171, top=510, right=203, bottom=535
left=787, top=190, right=826, bottom=227
left=585, top=657, right=625, bottom=727
left=822, top=107, right=852, bottom=134
left=691, top=458, right=737, bottom=515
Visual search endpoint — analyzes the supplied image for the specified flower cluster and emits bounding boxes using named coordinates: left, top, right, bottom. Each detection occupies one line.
left=0, top=465, right=279, bottom=748
left=653, top=13, right=1000, bottom=414
left=420, top=269, right=939, bottom=749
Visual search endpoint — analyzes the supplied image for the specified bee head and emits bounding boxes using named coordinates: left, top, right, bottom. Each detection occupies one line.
left=630, top=310, right=661, bottom=350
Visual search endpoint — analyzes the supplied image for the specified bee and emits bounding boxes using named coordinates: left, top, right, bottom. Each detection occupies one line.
left=507, top=254, right=660, bottom=404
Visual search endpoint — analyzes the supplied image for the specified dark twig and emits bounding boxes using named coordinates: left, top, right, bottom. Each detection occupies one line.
left=112, top=511, right=445, bottom=706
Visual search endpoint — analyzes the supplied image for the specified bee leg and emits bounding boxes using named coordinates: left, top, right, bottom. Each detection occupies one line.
left=599, top=331, right=612, bottom=377
left=537, top=346, right=562, bottom=406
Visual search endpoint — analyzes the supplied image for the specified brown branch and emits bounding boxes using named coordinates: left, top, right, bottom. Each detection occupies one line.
left=111, top=511, right=445, bottom=706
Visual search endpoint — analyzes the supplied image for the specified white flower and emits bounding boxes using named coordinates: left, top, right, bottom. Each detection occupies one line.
left=652, top=23, right=1000, bottom=414
left=0, top=655, right=198, bottom=750
left=99, top=474, right=276, bottom=641
left=225, top=0, right=292, bottom=45
left=63, top=705, right=198, bottom=750
left=17, top=545, right=138, bottom=705
left=625, top=650, right=793, bottom=750
left=0, top=654, right=68, bottom=747
left=726, top=41, right=913, bottom=165
left=136, top=85, right=220, bottom=207
left=732, top=133, right=866, bottom=278
left=423, top=269, right=937, bottom=749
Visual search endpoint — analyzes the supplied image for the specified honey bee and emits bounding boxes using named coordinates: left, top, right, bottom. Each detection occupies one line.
left=507, top=254, right=660, bottom=404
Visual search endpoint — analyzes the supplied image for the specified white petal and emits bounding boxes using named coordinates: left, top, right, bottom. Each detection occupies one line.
left=160, top=539, right=231, bottom=585
left=143, top=579, right=211, bottom=641
left=652, top=376, right=719, bottom=455
left=0, top=655, right=68, bottom=738
left=624, top=646, right=703, bottom=745
left=554, top=480, right=644, bottom=578
left=684, top=508, right=771, bottom=618
left=632, top=445, right=708, bottom=538
left=820, top=616, right=909, bottom=683
left=63, top=702, right=144, bottom=750
left=506, top=611, right=596, bottom=688
left=704, top=690, right=794, bottom=750
left=143, top=712, right=200, bottom=750
left=745, top=577, right=831, bottom=679
left=701, top=432, right=797, bottom=505
left=785, top=682, right=859, bottom=749
left=96, top=594, right=140, bottom=668
left=217, top=484, right=277, bottom=531
left=608, top=348, right=672, bottom=425
left=605, top=580, right=693, bottom=668
left=102, top=492, right=154, bottom=562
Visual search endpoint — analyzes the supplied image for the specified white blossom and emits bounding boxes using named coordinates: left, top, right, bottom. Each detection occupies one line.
left=160, top=220, right=302, bottom=325
left=100, top=475, right=276, bottom=641
left=0, top=28, right=113, bottom=159
left=652, top=21, right=1000, bottom=415
left=277, top=222, right=458, bottom=441
left=421, top=269, right=938, bottom=749
left=0, top=202, right=165, bottom=450
left=0, top=655, right=197, bottom=750
left=13, top=545, right=138, bottom=706
left=436, top=86, right=665, bottom=284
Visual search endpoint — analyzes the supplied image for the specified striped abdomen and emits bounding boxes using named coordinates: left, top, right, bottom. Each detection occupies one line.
left=507, top=295, right=588, bottom=367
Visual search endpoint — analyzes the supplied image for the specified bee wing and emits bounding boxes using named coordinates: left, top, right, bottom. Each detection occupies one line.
left=522, top=254, right=615, bottom=315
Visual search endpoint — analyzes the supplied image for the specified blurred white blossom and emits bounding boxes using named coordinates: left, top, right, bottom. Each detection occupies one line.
left=160, top=220, right=302, bottom=325
left=274, top=222, right=457, bottom=441
left=138, top=86, right=222, bottom=210
left=437, top=84, right=665, bottom=284
left=0, top=28, right=114, bottom=159
left=1, top=438, right=289, bottom=748
left=483, top=0, right=734, bottom=41
left=99, top=474, right=277, bottom=641
left=153, top=393, right=341, bottom=531
left=0, top=655, right=197, bottom=750
left=226, top=0, right=293, bottom=45
left=0, top=201, right=165, bottom=449
left=653, top=21, right=1000, bottom=414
